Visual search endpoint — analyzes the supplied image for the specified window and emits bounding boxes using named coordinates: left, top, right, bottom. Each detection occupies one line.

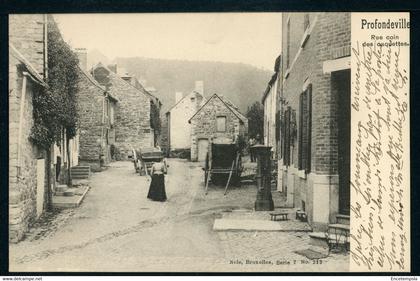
left=298, top=84, right=312, bottom=173
left=216, top=116, right=226, bottom=132
left=191, top=97, right=195, bottom=103
left=282, top=107, right=292, bottom=166
left=286, top=19, right=290, bottom=68
left=304, top=14, right=310, bottom=31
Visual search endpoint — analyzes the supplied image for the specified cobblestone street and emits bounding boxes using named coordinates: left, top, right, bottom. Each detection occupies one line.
left=9, top=159, right=348, bottom=272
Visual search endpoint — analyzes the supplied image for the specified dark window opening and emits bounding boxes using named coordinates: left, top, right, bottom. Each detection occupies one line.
left=298, top=84, right=312, bottom=173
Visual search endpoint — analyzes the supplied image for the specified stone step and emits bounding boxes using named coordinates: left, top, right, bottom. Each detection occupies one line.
left=71, top=165, right=91, bottom=169
left=70, top=166, right=91, bottom=180
left=309, top=232, right=349, bottom=248
left=70, top=166, right=91, bottom=172
left=52, top=186, right=90, bottom=208
left=71, top=167, right=90, bottom=171
left=71, top=175, right=89, bottom=179
left=70, top=171, right=90, bottom=175
left=336, top=214, right=350, bottom=225
left=328, top=223, right=350, bottom=232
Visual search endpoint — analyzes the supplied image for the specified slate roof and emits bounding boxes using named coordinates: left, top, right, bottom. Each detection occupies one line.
left=77, top=64, right=119, bottom=102
left=92, top=62, right=158, bottom=103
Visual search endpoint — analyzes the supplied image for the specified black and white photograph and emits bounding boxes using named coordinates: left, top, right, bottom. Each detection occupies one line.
left=7, top=11, right=410, bottom=273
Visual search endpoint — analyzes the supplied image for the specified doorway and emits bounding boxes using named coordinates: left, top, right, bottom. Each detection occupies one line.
left=334, top=69, right=350, bottom=215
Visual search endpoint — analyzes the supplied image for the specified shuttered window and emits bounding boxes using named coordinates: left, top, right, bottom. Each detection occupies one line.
left=298, top=84, right=312, bottom=173
left=282, top=107, right=291, bottom=166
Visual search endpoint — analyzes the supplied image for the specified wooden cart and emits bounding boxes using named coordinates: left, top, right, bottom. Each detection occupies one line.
left=203, top=143, right=242, bottom=195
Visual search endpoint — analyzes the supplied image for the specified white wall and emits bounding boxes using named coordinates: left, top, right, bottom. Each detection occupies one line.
left=263, top=78, right=278, bottom=155
left=170, top=92, right=205, bottom=150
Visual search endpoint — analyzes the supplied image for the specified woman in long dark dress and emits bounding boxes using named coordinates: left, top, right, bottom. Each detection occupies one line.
left=147, top=159, right=167, bottom=202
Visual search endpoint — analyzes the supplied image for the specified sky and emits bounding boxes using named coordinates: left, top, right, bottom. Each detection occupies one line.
left=53, top=13, right=282, bottom=70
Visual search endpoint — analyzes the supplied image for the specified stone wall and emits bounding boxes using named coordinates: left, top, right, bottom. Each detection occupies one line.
left=9, top=15, right=49, bottom=243
left=93, top=66, right=153, bottom=160
left=281, top=13, right=350, bottom=229
left=9, top=14, right=46, bottom=78
left=9, top=56, right=46, bottom=242
left=76, top=70, right=107, bottom=170
left=190, top=95, right=245, bottom=161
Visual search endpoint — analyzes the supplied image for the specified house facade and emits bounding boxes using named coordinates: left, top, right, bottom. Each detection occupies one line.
left=74, top=60, right=119, bottom=171
left=189, top=94, right=248, bottom=162
left=91, top=63, right=159, bottom=160
left=9, top=14, right=50, bottom=242
left=262, top=55, right=281, bottom=157
left=165, top=89, right=205, bottom=156
left=279, top=12, right=350, bottom=230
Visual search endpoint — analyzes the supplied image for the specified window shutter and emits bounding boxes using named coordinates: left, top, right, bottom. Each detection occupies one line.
left=283, top=107, right=291, bottom=166
left=302, top=90, right=308, bottom=171
left=298, top=84, right=312, bottom=173
left=306, top=84, right=312, bottom=173
left=298, top=94, right=304, bottom=169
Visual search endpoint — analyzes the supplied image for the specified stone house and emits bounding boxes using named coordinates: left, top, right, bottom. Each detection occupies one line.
left=188, top=94, right=248, bottom=162
left=91, top=63, right=160, bottom=160
left=279, top=12, right=350, bottom=230
left=117, top=69, right=162, bottom=146
left=73, top=55, right=119, bottom=171
left=164, top=81, right=206, bottom=157
left=9, top=14, right=50, bottom=242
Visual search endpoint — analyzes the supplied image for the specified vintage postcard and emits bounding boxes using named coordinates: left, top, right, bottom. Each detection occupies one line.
left=7, top=12, right=410, bottom=272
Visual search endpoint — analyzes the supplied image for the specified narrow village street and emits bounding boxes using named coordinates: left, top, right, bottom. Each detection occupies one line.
left=9, top=159, right=348, bottom=272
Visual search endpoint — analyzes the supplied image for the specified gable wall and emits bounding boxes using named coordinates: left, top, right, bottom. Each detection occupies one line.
left=190, top=96, right=243, bottom=161
left=107, top=71, right=153, bottom=159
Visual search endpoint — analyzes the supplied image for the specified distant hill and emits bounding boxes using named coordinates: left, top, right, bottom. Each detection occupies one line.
left=114, top=57, right=273, bottom=113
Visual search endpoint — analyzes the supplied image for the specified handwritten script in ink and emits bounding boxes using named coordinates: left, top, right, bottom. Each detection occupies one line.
left=351, top=31, right=409, bottom=271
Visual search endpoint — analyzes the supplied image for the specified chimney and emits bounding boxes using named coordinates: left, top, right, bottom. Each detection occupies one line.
left=175, top=92, right=183, bottom=103
left=195, top=81, right=204, bottom=96
left=74, top=48, right=87, bottom=71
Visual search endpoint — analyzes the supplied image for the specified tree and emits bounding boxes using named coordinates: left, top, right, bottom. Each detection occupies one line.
left=246, top=101, right=264, bottom=140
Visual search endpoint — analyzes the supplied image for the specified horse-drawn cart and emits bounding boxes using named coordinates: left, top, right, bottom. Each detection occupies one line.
left=203, top=143, right=242, bottom=195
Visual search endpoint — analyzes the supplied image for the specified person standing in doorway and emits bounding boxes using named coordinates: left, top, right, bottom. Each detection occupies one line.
left=147, top=158, right=167, bottom=202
